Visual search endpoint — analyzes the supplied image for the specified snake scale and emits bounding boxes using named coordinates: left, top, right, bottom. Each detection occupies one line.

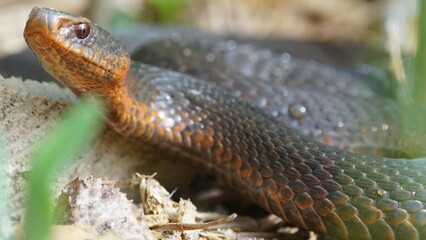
left=23, top=7, right=426, bottom=239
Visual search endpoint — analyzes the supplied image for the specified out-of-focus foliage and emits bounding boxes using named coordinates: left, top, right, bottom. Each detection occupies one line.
left=0, top=135, right=12, bottom=240
left=414, top=0, right=426, bottom=105
left=22, top=98, right=103, bottom=240
left=145, top=0, right=188, bottom=23
left=110, top=11, right=140, bottom=26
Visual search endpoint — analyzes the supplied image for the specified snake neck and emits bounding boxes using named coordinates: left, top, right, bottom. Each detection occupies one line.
left=103, top=78, right=155, bottom=138
left=104, top=84, right=132, bottom=129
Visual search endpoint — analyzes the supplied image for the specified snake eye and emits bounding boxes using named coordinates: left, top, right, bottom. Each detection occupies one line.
left=75, top=23, right=90, bottom=39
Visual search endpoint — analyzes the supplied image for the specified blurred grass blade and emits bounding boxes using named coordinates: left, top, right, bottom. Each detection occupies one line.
left=0, top=134, right=12, bottom=240
left=22, top=98, right=103, bottom=240
left=146, top=0, right=187, bottom=23
left=414, top=0, right=426, bottom=104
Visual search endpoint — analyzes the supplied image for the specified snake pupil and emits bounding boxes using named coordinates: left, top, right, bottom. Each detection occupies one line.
left=75, top=23, right=90, bottom=39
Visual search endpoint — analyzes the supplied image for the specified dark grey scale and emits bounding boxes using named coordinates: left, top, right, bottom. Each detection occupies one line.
left=332, top=173, right=353, bottom=189
left=404, top=182, right=424, bottom=193
left=205, top=41, right=362, bottom=93
left=357, top=206, right=382, bottom=224
left=207, top=40, right=375, bottom=97
left=342, top=184, right=363, bottom=196
left=377, top=166, right=399, bottom=178
left=131, top=37, right=426, bottom=158
left=379, top=180, right=401, bottom=192
left=355, top=177, right=377, bottom=189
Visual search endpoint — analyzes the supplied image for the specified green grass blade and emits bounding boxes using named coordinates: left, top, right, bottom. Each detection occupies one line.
left=22, top=98, right=103, bottom=240
left=414, top=0, right=426, bottom=105
left=0, top=134, right=12, bottom=240
left=146, top=0, right=187, bottom=23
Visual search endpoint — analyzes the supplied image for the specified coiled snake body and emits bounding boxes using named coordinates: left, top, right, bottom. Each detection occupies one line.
left=24, top=7, right=426, bottom=240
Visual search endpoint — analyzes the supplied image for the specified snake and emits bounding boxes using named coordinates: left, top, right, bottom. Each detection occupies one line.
left=23, top=7, right=426, bottom=240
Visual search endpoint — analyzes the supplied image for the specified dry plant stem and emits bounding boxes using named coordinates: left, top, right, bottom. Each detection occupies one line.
left=237, top=231, right=310, bottom=240
left=150, top=213, right=238, bottom=231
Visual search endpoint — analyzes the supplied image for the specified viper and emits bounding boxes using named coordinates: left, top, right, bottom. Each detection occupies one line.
left=24, top=7, right=426, bottom=239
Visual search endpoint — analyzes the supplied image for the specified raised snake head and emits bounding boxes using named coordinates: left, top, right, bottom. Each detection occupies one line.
left=23, top=7, right=130, bottom=96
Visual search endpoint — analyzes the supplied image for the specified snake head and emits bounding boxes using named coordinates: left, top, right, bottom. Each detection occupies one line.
left=23, top=7, right=130, bottom=96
